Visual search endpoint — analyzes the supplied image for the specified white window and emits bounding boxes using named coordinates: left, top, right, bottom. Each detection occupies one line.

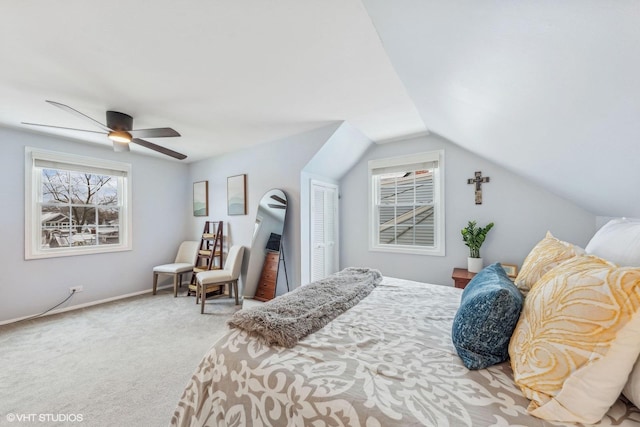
left=25, top=147, right=132, bottom=259
left=369, top=150, right=445, bottom=256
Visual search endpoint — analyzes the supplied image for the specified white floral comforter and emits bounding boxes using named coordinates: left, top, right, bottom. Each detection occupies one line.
left=171, top=277, right=640, bottom=427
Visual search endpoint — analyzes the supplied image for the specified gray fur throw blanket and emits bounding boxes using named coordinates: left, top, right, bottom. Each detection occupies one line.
left=227, top=267, right=382, bottom=348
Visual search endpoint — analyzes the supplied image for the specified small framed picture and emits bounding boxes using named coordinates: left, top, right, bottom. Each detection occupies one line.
left=193, top=181, right=208, bottom=216
left=227, top=174, right=247, bottom=215
left=501, top=263, right=518, bottom=278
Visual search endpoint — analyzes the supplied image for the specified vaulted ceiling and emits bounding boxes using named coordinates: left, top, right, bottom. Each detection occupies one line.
left=2, top=1, right=638, bottom=217
left=362, top=1, right=640, bottom=218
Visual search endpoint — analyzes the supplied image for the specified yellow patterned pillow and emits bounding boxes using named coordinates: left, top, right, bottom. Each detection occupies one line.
left=514, top=231, right=584, bottom=295
left=509, top=255, right=640, bottom=423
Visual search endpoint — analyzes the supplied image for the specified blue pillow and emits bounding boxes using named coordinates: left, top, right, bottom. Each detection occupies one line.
left=451, top=263, right=524, bottom=370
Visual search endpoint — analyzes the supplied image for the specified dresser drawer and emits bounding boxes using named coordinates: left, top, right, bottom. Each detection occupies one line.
left=254, top=282, right=276, bottom=301
left=262, top=253, right=279, bottom=271
left=260, top=270, right=277, bottom=283
left=254, top=251, right=281, bottom=301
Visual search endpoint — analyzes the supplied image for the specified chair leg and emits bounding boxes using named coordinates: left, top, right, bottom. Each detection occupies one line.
left=201, top=284, right=206, bottom=314
left=153, top=272, right=158, bottom=295
left=173, top=274, right=179, bottom=298
left=233, top=280, right=239, bottom=306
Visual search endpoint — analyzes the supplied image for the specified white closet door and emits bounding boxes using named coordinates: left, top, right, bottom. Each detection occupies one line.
left=310, top=181, right=338, bottom=282
left=311, top=187, right=326, bottom=282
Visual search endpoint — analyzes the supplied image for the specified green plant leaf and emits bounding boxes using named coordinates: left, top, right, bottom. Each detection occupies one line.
left=460, top=220, right=494, bottom=258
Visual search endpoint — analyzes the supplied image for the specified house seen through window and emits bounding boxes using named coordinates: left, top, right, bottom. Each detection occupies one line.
left=41, top=169, right=121, bottom=248
left=25, top=148, right=132, bottom=259
left=369, top=150, right=445, bottom=256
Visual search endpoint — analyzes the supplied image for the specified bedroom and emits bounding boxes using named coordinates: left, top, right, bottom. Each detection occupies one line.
left=2, top=1, right=640, bottom=426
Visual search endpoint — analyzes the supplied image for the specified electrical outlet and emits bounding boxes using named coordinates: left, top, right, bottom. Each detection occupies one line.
left=69, top=286, right=84, bottom=294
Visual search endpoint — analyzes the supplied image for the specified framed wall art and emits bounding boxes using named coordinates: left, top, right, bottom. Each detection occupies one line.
left=193, top=181, right=208, bottom=216
left=227, top=174, right=247, bottom=215
left=501, top=263, right=518, bottom=278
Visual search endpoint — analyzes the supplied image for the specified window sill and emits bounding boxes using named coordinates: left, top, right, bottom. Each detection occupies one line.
left=26, top=244, right=132, bottom=260
left=369, top=244, right=445, bottom=257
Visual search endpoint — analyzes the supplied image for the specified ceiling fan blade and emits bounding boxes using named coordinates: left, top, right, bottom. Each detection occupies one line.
left=270, top=195, right=287, bottom=205
left=46, top=100, right=112, bottom=132
left=112, top=140, right=130, bottom=152
left=129, top=128, right=181, bottom=138
left=21, top=122, right=107, bottom=135
left=131, top=138, right=187, bottom=160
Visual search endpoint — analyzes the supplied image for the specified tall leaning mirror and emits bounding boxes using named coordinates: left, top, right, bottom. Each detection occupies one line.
left=243, top=189, right=288, bottom=307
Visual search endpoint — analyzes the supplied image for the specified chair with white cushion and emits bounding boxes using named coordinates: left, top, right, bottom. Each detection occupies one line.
left=153, top=241, right=200, bottom=297
left=196, top=245, right=245, bottom=312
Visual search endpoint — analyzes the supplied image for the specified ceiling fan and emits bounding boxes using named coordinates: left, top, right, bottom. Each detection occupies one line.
left=22, top=100, right=187, bottom=160
left=268, top=194, right=287, bottom=209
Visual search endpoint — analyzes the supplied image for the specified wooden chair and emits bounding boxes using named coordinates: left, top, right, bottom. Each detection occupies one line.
left=196, top=246, right=245, bottom=312
left=153, top=241, right=200, bottom=297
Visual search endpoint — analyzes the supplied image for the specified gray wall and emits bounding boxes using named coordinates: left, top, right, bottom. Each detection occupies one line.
left=300, top=122, right=373, bottom=285
left=187, top=124, right=336, bottom=298
left=1, top=122, right=335, bottom=323
left=0, top=127, right=189, bottom=323
left=339, top=133, right=597, bottom=286
left=1, top=124, right=600, bottom=322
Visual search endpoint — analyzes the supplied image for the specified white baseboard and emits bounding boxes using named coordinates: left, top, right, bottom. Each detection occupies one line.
left=0, top=285, right=174, bottom=326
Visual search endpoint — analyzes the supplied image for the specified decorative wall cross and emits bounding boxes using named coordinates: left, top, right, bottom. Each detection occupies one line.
left=467, top=171, right=490, bottom=204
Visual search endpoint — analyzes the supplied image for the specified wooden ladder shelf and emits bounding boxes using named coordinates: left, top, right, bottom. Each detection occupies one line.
left=188, top=221, right=224, bottom=295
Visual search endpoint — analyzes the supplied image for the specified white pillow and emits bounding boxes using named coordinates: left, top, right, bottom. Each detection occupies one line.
left=585, top=218, right=640, bottom=408
left=623, top=356, right=640, bottom=408
left=585, top=218, right=640, bottom=267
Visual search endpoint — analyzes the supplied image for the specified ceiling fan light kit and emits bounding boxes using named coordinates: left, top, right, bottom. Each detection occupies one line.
left=22, top=101, right=187, bottom=160
left=107, top=130, right=132, bottom=143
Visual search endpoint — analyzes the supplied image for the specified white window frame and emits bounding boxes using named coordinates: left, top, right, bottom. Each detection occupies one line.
left=368, top=150, right=445, bottom=256
left=25, top=147, right=133, bottom=260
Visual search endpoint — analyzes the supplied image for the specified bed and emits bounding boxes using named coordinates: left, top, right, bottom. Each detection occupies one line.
left=171, top=274, right=640, bottom=426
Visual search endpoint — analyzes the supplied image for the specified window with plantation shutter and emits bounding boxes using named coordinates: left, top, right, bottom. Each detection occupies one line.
left=369, top=150, right=445, bottom=256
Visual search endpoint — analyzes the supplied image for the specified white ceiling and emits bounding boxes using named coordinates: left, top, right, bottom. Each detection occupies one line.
left=3, top=1, right=639, bottom=218
left=362, top=0, right=640, bottom=218
left=0, top=0, right=424, bottom=162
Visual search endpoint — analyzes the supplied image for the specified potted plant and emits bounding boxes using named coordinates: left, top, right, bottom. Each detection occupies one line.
left=461, top=220, right=494, bottom=273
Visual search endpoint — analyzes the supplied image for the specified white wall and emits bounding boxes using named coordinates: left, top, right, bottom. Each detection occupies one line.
left=0, top=127, right=190, bottom=323
left=300, top=122, right=373, bottom=285
left=339, top=133, right=597, bottom=286
left=0, top=122, right=338, bottom=323
left=2, top=124, right=599, bottom=322
left=187, top=124, right=337, bottom=299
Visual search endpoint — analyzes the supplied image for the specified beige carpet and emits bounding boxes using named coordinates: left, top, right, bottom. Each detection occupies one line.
left=0, top=288, right=239, bottom=427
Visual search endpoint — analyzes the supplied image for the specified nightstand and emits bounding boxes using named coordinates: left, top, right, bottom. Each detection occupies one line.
left=452, top=268, right=476, bottom=289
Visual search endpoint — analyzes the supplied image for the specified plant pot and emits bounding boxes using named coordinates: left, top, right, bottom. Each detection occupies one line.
left=468, top=257, right=483, bottom=273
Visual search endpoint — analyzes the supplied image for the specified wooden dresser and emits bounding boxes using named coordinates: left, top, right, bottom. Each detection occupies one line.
left=254, top=251, right=280, bottom=302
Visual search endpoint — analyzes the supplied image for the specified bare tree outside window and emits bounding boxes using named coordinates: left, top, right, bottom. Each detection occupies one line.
left=26, top=148, right=131, bottom=259
left=41, top=169, right=121, bottom=248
